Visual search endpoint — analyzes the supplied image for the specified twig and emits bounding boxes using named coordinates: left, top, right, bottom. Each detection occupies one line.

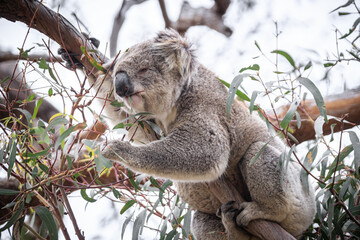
left=158, top=0, right=172, bottom=28
left=59, top=187, right=85, bottom=240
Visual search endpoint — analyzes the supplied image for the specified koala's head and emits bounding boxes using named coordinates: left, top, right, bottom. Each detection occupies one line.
left=112, top=29, right=196, bottom=119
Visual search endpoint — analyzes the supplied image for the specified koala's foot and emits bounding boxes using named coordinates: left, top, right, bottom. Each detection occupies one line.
left=216, top=201, right=260, bottom=240
left=217, top=201, right=269, bottom=228
left=216, top=201, right=240, bottom=230
left=58, top=33, right=100, bottom=69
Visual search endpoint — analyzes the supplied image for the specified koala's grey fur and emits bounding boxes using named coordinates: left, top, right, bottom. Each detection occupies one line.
left=88, top=29, right=315, bottom=239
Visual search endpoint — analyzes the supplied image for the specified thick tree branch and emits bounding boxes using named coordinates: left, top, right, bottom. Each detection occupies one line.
left=209, top=177, right=296, bottom=240
left=159, top=0, right=233, bottom=37
left=277, top=87, right=360, bottom=144
left=0, top=61, right=58, bottom=123
left=0, top=0, right=106, bottom=77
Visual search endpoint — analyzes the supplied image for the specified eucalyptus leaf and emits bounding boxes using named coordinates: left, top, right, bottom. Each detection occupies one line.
left=271, top=50, right=296, bottom=68
left=298, top=77, right=327, bottom=122
left=132, top=209, right=147, bottom=240
left=34, top=206, right=58, bottom=240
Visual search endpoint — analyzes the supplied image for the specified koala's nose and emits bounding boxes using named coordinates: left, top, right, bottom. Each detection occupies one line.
left=115, top=71, right=134, bottom=97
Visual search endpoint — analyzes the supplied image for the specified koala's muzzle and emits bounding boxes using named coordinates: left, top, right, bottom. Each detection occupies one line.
left=115, top=71, right=134, bottom=97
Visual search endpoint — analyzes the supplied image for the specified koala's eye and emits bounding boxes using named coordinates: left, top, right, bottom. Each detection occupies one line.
left=138, top=68, right=149, bottom=74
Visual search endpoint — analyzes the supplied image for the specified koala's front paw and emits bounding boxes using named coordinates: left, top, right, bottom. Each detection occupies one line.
left=101, top=140, right=131, bottom=164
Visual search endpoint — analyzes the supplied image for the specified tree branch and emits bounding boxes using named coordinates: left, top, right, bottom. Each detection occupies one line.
left=276, top=87, right=360, bottom=144
left=109, top=0, right=147, bottom=58
left=0, top=0, right=106, bottom=77
left=209, top=175, right=296, bottom=239
left=0, top=51, right=56, bottom=63
left=169, top=1, right=233, bottom=37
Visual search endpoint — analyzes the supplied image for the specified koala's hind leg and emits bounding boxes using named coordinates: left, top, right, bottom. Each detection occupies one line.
left=192, top=210, right=255, bottom=240
left=237, top=141, right=289, bottom=227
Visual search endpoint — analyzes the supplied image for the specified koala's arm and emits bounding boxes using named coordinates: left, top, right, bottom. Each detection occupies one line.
left=102, top=122, right=230, bottom=181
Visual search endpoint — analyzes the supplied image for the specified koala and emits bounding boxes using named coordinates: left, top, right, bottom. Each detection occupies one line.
left=62, top=29, right=315, bottom=239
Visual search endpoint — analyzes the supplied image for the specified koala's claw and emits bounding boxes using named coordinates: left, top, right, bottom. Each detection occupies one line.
left=58, top=33, right=100, bottom=69
left=235, top=202, right=261, bottom=227
left=58, top=48, right=83, bottom=69
left=217, top=201, right=241, bottom=229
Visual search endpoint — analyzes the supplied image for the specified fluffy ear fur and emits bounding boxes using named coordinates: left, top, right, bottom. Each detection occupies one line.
left=152, top=29, right=196, bottom=80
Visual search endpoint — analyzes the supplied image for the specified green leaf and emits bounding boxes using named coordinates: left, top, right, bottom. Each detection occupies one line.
left=113, top=112, right=152, bottom=130
left=54, top=126, right=75, bottom=150
left=120, top=200, right=136, bottom=215
left=271, top=50, right=295, bottom=68
left=0, top=188, right=20, bottom=195
left=94, top=148, right=113, bottom=174
left=338, top=12, right=351, bottom=15
left=34, top=206, right=58, bottom=240
left=127, top=169, right=141, bottom=191
left=330, top=0, right=354, bottom=13
left=182, top=208, right=192, bottom=237
left=7, top=138, right=17, bottom=179
left=81, top=46, right=107, bottom=72
left=25, top=147, right=50, bottom=159
left=0, top=202, right=24, bottom=231
left=1, top=76, right=10, bottom=84
left=250, top=142, right=269, bottom=166
left=122, top=212, right=134, bottom=240
left=324, top=63, right=335, bottom=68
left=327, top=197, right=334, bottom=237
left=112, top=188, right=121, bottom=199
left=38, top=58, right=49, bottom=70
left=39, top=163, right=49, bottom=174
left=161, top=179, right=173, bottom=191
left=132, top=209, right=146, bottom=240
left=32, top=98, right=43, bottom=119
left=32, top=166, right=39, bottom=179
left=325, top=145, right=353, bottom=181
left=46, top=116, right=69, bottom=132
left=280, top=99, right=300, bottom=129
left=48, top=88, right=53, bottom=97
left=110, top=100, right=124, bottom=108
left=339, top=177, right=352, bottom=200
left=254, top=40, right=262, bottom=52
left=149, top=176, right=163, bottom=192
left=348, top=131, right=360, bottom=174
left=304, top=61, right=312, bottom=70
left=295, top=111, right=301, bottom=129
left=219, top=78, right=250, bottom=102
left=0, top=143, right=7, bottom=163
left=300, top=145, right=317, bottom=193
left=314, top=116, right=325, bottom=138
left=239, top=64, right=260, bottom=73
left=249, top=91, right=260, bottom=114
left=80, top=189, right=97, bottom=202
left=298, top=77, right=327, bottom=122
left=165, top=229, right=178, bottom=240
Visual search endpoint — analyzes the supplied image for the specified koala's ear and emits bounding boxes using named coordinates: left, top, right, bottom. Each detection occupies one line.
left=152, top=29, right=196, bottom=78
